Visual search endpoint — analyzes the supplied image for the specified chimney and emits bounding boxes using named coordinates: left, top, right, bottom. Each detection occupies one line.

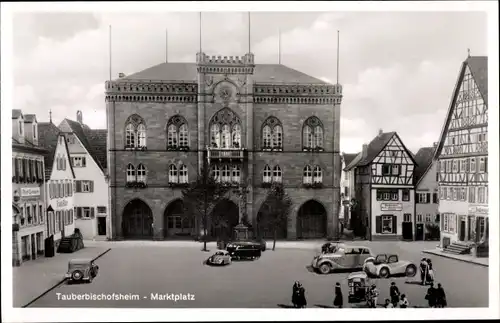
left=362, top=144, right=368, bottom=159
left=378, top=129, right=383, bottom=136
left=118, top=73, right=126, bottom=78
left=77, top=110, right=83, bottom=124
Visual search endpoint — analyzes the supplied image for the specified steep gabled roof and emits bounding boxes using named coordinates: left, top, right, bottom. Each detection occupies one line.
left=414, top=146, right=436, bottom=186
left=38, top=122, right=62, bottom=179
left=84, top=129, right=107, bottom=170
left=12, top=109, right=23, bottom=119
left=120, top=62, right=328, bottom=84
left=344, top=152, right=362, bottom=171
left=434, top=56, right=488, bottom=159
left=342, top=153, right=359, bottom=168
left=356, top=132, right=396, bottom=167
left=61, top=119, right=106, bottom=173
left=24, top=114, right=37, bottom=123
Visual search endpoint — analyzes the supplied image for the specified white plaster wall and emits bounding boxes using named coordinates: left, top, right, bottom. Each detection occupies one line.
left=371, top=189, right=414, bottom=236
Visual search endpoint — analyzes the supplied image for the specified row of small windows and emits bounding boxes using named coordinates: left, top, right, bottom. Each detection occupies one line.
left=446, top=132, right=487, bottom=145
left=440, top=157, right=488, bottom=173
left=439, top=186, right=488, bottom=204
left=123, top=113, right=325, bottom=150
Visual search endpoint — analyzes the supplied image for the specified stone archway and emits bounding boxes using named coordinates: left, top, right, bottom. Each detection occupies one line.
left=122, top=199, right=153, bottom=239
left=256, top=202, right=287, bottom=239
left=296, top=200, right=327, bottom=239
left=210, top=199, right=239, bottom=240
left=163, top=199, right=194, bottom=239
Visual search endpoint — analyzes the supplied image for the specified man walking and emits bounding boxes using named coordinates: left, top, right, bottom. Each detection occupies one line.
left=389, top=282, right=400, bottom=307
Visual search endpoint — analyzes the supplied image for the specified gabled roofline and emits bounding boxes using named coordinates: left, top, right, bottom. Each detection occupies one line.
left=392, top=133, right=418, bottom=166
left=60, top=133, right=76, bottom=179
left=415, top=160, right=435, bottom=188
left=70, top=131, right=106, bottom=178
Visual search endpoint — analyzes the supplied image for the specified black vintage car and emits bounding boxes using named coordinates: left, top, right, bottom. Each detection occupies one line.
left=226, top=241, right=262, bottom=260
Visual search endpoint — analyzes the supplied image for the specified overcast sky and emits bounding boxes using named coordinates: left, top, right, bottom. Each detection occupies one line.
left=12, top=11, right=487, bottom=153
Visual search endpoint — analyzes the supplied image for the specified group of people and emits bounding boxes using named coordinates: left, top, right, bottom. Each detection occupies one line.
left=367, top=282, right=410, bottom=308
left=420, top=258, right=435, bottom=285
left=425, top=283, right=447, bottom=308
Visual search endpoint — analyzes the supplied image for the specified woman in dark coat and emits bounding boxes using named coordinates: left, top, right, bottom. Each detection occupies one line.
left=389, top=282, right=400, bottom=307
left=425, top=282, right=437, bottom=308
left=426, top=258, right=434, bottom=283
left=292, top=281, right=300, bottom=308
left=297, top=282, right=307, bottom=308
left=333, top=282, right=343, bottom=308
left=435, top=283, right=447, bottom=308
left=420, top=258, right=428, bottom=285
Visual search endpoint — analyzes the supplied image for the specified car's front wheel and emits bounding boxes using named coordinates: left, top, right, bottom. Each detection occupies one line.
left=379, top=267, right=390, bottom=278
left=405, top=264, right=417, bottom=277
left=318, top=263, right=331, bottom=275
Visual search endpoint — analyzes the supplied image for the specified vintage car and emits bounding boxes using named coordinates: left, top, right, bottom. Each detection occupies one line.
left=206, top=250, right=232, bottom=266
left=65, top=258, right=99, bottom=283
left=226, top=241, right=262, bottom=260
left=347, top=272, right=371, bottom=303
left=363, top=254, right=417, bottom=278
left=311, top=245, right=374, bottom=274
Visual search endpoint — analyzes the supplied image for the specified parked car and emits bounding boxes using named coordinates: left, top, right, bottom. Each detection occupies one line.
left=312, top=245, right=374, bottom=274
left=65, top=258, right=99, bottom=283
left=363, top=254, right=417, bottom=278
left=226, top=241, right=262, bottom=260
left=206, top=250, right=232, bottom=266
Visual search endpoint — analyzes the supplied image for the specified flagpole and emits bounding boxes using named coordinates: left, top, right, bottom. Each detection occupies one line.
left=278, top=28, right=281, bottom=64
left=336, top=30, right=340, bottom=84
left=199, top=12, right=202, bottom=53
left=248, top=12, right=251, bottom=53
left=109, top=25, right=112, bottom=81
left=166, top=29, right=168, bottom=63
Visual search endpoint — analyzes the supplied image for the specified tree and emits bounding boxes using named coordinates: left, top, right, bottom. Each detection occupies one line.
left=181, top=167, right=231, bottom=251
left=260, top=182, right=293, bottom=251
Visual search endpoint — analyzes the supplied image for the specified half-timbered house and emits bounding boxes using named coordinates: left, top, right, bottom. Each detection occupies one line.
left=349, top=130, right=416, bottom=240
left=434, top=55, right=488, bottom=254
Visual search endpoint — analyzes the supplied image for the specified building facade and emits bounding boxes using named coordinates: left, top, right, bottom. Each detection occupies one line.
left=58, top=113, right=109, bottom=240
left=340, top=153, right=358, bottom=230
left=350, top=131, right=416, bottom=240
left=434, top=56, right=488, bottom=250
left=106, top=52, right=343, bottom=241
left=413, top=146, right=439, bottom=240
left=12, top=110, right=47, bottom=266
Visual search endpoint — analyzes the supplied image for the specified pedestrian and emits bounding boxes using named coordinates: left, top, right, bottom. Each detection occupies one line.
left=435, top=283, right=447, bottom=308
left=427, top=258, right=435, bottom=283
left=389, top=282, right=400, bottom=307
left=333, top=282, right=343, bottom=308
left=297, top=282, right=307, bottom=308
left=420, top=258, right=428, bottom=285
left=425, top=282, right=437, bottom=308
left=399, top=294, right=409, bottom=308
left=368, top=284, right=379, bottom=308
left=384, top=298, right=394, bottom=308
left=292, top=281, right=300, bottom=308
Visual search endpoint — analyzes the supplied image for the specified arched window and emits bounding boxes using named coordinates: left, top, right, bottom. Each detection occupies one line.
left=125, top=124, right=136, bottom=148
left=212, top=165, right=221, bottom=182
left=273, top=165, right=282, bottom=183
left=168, top=165, right=178, bottom=183
left=124, top=114, right=146, bottom=149
left=210, top=124, right=220, bottom=148
left=221, top=165, right=231, bottom=183
left=166, top=115, right=189, bottom=149
left=303, top=117, right=324, bottom=149
left=126, top=164, right=136, bottom=182
left=313, top=166, right=323, bottom=183
left=273, top=125, right=283, bottom=149
left=263, top=165, right=272, bottom=183
left=209, top=108, right=242, bottom=149
left=303, top=165, right=312, bottom=184
left=232, top=124, right=242, bottom=148
left=137, top=124, right=147, bottom=147
left=137, top=164, right=147, bottom=183
left=262, top=125, right=272, bottom=148
left=231, top=165, right=241, bottom=184
left=221, top=125, right=231, bottom=148
left=179, top=124, right=189, bottom=147
left=168, top=124, right=177, bottom=147
left=179, top=165, right=188, bottom=183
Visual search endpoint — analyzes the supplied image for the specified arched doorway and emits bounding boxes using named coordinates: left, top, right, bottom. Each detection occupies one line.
left=297, top=200, right=327, bottom=239
left=163, top=199, right=194, bottom=239
left=210, top=199, right=239, bottom=240
left=257, top=203, right=287, bottom=239
left=122, top=199, right=153, bottom=239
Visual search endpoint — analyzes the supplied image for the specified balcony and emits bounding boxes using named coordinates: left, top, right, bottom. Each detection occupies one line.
left=207, top=147, right=247, bottom=163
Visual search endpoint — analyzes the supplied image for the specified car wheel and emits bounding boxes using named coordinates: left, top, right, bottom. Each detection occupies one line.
left=379, top=267, right=390, bottom=278
left=319, top=263, right=331, bottom=275
left=405, top=264, right=417, bottom=277
left=72, top=270, right=84, bottom=281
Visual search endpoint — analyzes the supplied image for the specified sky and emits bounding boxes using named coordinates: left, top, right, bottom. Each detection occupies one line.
left=11, top=11, right=487, bottom=154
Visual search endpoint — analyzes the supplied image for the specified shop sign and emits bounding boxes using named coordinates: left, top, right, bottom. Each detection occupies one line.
left=380, top=203, right=402, bottom=211
left=21, top=187, right=40, bottom=197
left=57, top=200, right=69, bottom=208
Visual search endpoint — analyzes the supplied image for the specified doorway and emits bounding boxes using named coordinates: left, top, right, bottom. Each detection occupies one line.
left=31, top=234, right=36, bottom=260
left=98, top=217, right=107, bottom=236
left=459, top=219, right=466, bottom=241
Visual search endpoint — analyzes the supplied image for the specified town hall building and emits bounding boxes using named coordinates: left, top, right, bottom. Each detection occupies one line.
left=105, top=51, right=343, bottom=240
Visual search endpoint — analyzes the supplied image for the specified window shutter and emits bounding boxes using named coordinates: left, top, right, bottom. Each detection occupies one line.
left=375, top=216, right=382, bottom=234
left=82, top=157, right=86, bottom=167
left=14, top=158, right=19, bottom=181
left=485, top=157, right=488, bottom=172
left=90, top=181, right=94, bottom=192
left=392, top=215, right=397, bottom=234
left=35, top=160, right=39, bottom=181
left=76, top=180, right=82, bottom=193
left=76, top=207, right=83, bottom=219
left=90, top=207, right=95, bottom=219
left=426, top=193, right=431, bottom=204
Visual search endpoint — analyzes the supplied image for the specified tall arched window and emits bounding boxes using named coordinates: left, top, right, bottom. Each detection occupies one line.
left=261, top=116, right=283, bottom=150
left=124, top=114, right=146, bottom=149
left=137, top=164, right=147, bottom=183
left=231, top=165, right=241, bottom=183
left=313, top=166, right=323, bottom=183
left=126, top=164, right=136, bottom=182
left=166, top=115, right=189, bottom=149
left=273, top=165, right=282, bottom=183
left=302, top=116, right=324, bottom=149
left=179, top=165, right=188, bottom=183
left=303, top=165, right=312, bottom=184
left=168, top=124, right=177, bottom=147
left=179, top=124, right=189, bottom=147
left=212, top=165, right=221, bottom=182
left=222, top=165, right=231, bottom=182
left=209, top=108, right=242, bottom=149
left=168, top=165, right=178, bottom=183
left=263, top=165, right=272, bottom=183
